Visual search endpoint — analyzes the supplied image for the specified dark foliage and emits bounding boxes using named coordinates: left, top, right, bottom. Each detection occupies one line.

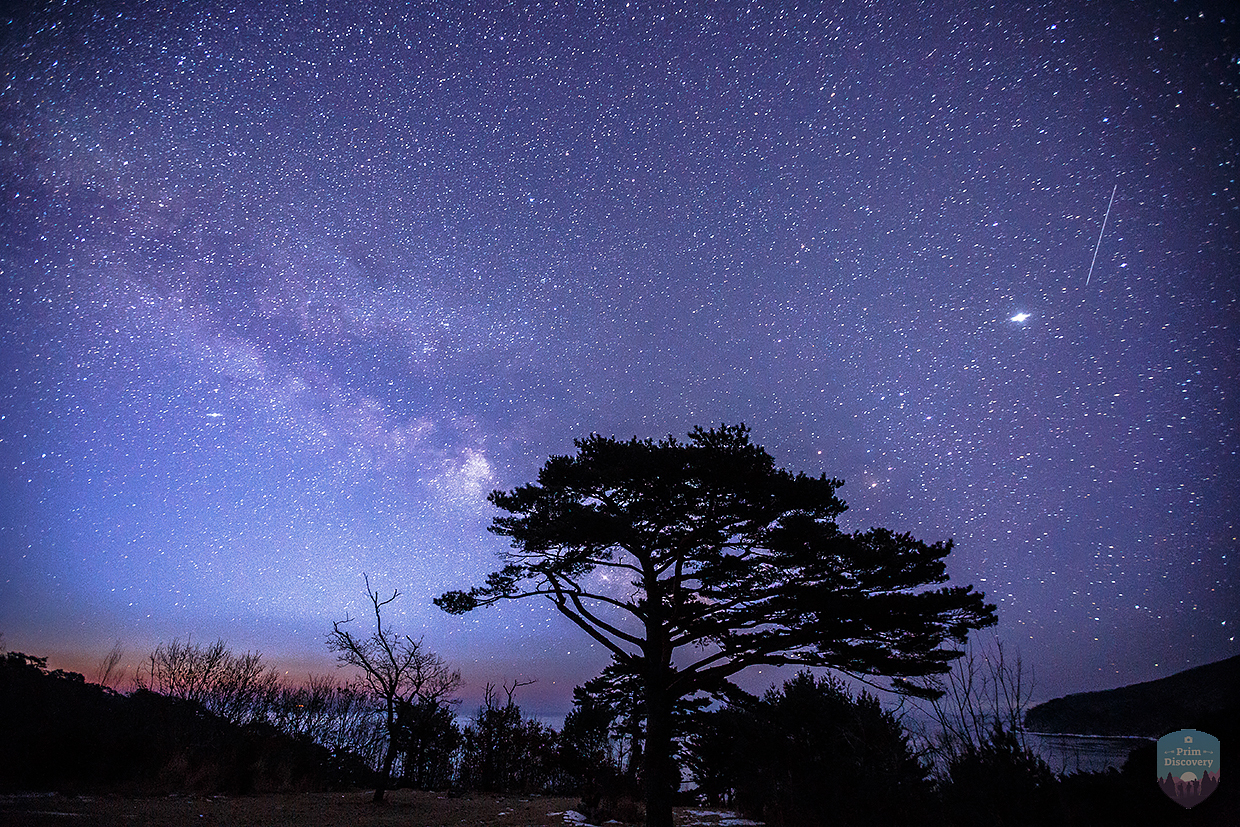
left=394, top=696, right=461, bottom=790
left=687, top=671, right=933, bottom=827
left=559, top=679, right=644, bottom=820
left=457, top=682, right=560, bottom=793
left=0, top=651, right=363, bottom=794
left=574, top=661, right=648, bottom=785
left=559, top=680, right=618, bottom=789
left=268, top=673, right=387, bottom=766
left=438, top=424, right=997, bottom=827
left=935, top=705, right=1238, bottom=826
left=135, top=639, right=388, bottom=770
left=561, top=659, right=712, bottom=821
left=1076, top=705, right=1236, bottom=827
left=940, top=722, right=1058, bottom=826
left=1, top=652, right=132, bottom=791
left=567, top=657, right=711, bottom=790
left=9, top=643, right=1235, bottom=824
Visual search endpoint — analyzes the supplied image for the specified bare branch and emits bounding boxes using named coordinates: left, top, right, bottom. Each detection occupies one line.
left=94, top=640, right=125, bottom=690
left=328, top=574, right=459, bottom=803
left=502, top=677, right=536, bottom=705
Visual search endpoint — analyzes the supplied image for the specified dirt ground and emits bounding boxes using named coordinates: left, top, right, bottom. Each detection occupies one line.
left=0, top=790, right=759, bottom=827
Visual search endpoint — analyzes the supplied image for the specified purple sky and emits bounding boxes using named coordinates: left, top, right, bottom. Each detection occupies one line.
left=1, top=1, right=1235, bottom=716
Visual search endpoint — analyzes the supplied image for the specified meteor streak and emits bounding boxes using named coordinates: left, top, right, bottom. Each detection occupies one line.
left=1085, top=184, right=1117, bottom=287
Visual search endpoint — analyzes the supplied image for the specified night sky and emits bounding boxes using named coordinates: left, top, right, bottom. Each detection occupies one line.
left=2, top=1, right=1236, bottom=715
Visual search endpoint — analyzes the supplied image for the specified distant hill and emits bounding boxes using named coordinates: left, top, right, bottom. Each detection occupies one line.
left=1024, top=654, right=1240, bottom=737
left=0, top=650, right=366, bottom=793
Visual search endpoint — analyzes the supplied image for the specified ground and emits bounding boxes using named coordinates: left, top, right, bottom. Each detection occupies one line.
left=0, top=790, right=761, bottom=827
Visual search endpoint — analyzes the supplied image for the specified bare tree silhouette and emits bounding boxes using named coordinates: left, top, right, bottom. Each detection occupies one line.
left=329, top=575, right=459, bottom=803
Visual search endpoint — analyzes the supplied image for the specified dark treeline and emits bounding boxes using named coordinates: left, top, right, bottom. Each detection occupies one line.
left=0, top=639, right=583, bottom=797
left=0, top=649, right=370, bottom=794
left=2, top=641, right=1236, bottom=825
left=0, top=639, right=665, bottom=802
left=692, top=671, right=1237, bottom=827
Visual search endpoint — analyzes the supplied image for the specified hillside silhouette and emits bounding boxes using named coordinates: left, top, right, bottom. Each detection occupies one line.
left=0, top=651, right=363, bottom=794
left=1024, top=654, right=1240, bottom=736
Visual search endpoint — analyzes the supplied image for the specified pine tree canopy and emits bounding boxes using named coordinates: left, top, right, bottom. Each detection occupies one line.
left=436, top=424, right=997, bottom=700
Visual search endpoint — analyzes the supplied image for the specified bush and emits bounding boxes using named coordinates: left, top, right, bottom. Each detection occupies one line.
left=940, top=722, right=1058, bottom=826
left=395, top=696, right=461, bottom=790
left=687, top=672, right=933, bottom=827
left=457, top=683, right=560, bottom=793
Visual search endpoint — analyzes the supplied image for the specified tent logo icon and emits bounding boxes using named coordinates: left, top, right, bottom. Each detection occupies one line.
left=1156, top=729, right=1220, bottom=808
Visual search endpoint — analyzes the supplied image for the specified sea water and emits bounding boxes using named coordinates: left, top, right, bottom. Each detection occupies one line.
left=1026, top=732, right=1152, bottom=775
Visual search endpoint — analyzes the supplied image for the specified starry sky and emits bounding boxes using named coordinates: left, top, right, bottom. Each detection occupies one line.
left=1, top=1, right=1236, bottom=715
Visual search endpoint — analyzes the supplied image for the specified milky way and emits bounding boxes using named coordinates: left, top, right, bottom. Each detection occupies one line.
left=1, top=1, right=1235, bottom=713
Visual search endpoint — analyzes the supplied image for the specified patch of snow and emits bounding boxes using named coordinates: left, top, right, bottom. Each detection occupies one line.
left=682, top=808, right=763, bottom=826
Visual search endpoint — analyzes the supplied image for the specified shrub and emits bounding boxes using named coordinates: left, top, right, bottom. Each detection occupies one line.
left=687, top=672, right=933, bottom=827
left=940, top=722, right=1057, bottom=826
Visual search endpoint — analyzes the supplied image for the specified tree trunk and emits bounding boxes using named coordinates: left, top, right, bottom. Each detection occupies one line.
left=374, top=736, right=398, bottom=802
left=643, top=658, right=675, bottom=827
left=374, top=711, right=399, bottom=803
left=625, top=722, right=643, bottom=786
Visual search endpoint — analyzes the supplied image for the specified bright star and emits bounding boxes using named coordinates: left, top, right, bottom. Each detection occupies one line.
left=1010, top=312, right=1031, bottom=323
